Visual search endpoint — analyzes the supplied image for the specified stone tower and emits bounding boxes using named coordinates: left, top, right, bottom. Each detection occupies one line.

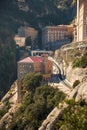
left=77, top=0, right=87, bottom=41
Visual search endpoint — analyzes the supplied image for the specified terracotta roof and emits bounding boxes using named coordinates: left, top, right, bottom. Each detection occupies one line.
left=18, top=57, right=33, bottom=63
left=18, top=56, right=42, bottom=63
left=30, top=56, right=42, bottom=63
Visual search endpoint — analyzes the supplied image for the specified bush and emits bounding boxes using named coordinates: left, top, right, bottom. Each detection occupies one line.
left=73, top=53, right=87, bottom=68
left=73, top=58, right=81, bottom=68
left=73, top=80, right=80, bottom=88
left=54, top=101, right=87, bottom=130
left=8, top=85, right=65, bottom=130
left=22, top=73, right=43, bottom=91
left=0, top=109, right=8, bottom=119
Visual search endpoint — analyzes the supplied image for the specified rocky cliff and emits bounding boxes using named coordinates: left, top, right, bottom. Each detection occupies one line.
left=66, top=62, right=87, bottom=85
left=0, top=64, right=87, bottom=129
left=39, top=66, right=87, bottom=129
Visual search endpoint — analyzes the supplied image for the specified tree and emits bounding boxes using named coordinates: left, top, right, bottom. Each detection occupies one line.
left=55, top=100, right=87, bottom=130
left=25, top=36, right=32, bottom=47
left=0, top=37, right=17, bottom=99
left=73, top=80, right=80, bottom=88
left=73, top=53, right=87, bottom=68
left=7, top=84, right=65, bottom=130
left=22, top=73, right=43, bottom=91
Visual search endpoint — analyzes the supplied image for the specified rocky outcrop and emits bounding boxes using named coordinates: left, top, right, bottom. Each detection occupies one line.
left=63, top=62, right=87, bottom=103
left=1, top=82, right=17, bottom=104
left=68, top=78, right=87, bottom=104
left=0, top=81, right=20, bottom=129
left=64, top=62, right=87, bottom=85
left=39, top=65, right=87, bottom=130
left=38, top=103, right=68, bottom=130
left=39, top=78, right=87, bottom=130
left=0, top=105, right=19, bottom=129
left=0, top=64, right=87, bottom=130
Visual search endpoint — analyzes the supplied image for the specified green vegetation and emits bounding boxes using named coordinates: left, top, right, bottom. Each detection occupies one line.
left=6, top=73, right=65, bottom=130
left=25, top=36, right=32, bottom=46
left=73, top=80, right=80, bottom=88
left=54, top=99, right=87, bottom=130
left=0, top=100, right=11, bottom=119
left=22, top=73, right=43, bottom=91
left=0, top=0, right=76, bottom=31
left=73, top=53, right=87, bottom=68
left=0, top=38, right=17, bottom=99
left=0, top=109, right=8, bottom=120
left=0, top=0, right=76, bottom=98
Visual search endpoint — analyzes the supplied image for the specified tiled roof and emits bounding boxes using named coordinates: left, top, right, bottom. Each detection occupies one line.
left=18, top=57, right=33, bottom=63
left=30, top=56, right=42, bottom=63
left=18, top=56, right=42, bottom=63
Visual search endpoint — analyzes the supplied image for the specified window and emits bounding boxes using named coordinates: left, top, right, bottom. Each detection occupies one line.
left=22, top=65, right=25, bottom=68
left=29, top=65, right=32, bottom=68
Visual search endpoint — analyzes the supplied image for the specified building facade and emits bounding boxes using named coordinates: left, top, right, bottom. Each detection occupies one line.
left=17, top=59, right=34, bottom=102
left=42, top=25, right=73, bottom=50
left=77, top=0, right=87, bottom=41
left=18, top=26, right=38, bottom=43
left=17, top=55, right=53, bottom=102
left=14, top=35, right=25, bottom=47
left=31, top=50, right=53, bottom=56
left=41, top=54, right=53, bottom=74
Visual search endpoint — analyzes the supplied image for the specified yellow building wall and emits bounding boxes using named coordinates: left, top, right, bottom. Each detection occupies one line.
left=33, top=62, right=42, bottom=73
left=44, top=60, right=53, bottom=74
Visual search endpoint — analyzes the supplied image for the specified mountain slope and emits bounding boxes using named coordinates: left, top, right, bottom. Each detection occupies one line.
left=0, top=0, right=76, bottom=31
left=0, top=0, right=76, bottom=99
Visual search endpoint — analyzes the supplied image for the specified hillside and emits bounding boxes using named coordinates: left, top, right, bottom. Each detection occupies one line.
left=0, top=74, right=65, bottom=130
left=0, top=0, right=76, bottom=33
left=0, top=0, right=76, bottom=99
left=0, top=66, right=87, bottom=130
left=1, top=1, right=87, bottom=130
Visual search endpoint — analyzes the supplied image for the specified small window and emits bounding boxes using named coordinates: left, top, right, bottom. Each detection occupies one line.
left=29, top=65, right=32, bottom=68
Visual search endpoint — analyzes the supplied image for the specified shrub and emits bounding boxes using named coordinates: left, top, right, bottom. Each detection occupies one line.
left=73, top=53, right=87, bottom=68
left=0, top=109, right=8, bottom=119
left=22, top=73, right=43, bottom=91
left=73, top=80, right=80, bottom=88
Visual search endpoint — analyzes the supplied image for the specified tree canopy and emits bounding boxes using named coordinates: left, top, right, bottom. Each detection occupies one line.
left=22, top=73, right=43, bottom=91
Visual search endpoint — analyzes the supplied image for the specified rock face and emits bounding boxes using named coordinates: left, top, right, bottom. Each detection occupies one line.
left=38, top=103, right=68, bottom=130
left=39, top=64, right=87, bottom=130
left=69, top=79, right=87, bottom=104
left=1, top=82, right=17, bottom=105
left=75, top=82, right=87, bottom=103
left=39, top=78, right=87, bottom=130
left=65, top=63, right=87, bottom=85
left=65, top=63, right=87, bottom=103
left=0, top=81, right=19, bottom=129
left=0, top=63, right=87, bottom=130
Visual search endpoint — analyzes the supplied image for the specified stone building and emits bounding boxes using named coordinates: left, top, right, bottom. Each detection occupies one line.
left=77, top=0, right=87, bottom=41
left=17, top=58, right=34, bottom=102
left=18, top=26, right=38, bottom=43
left=17, top=55, right=53, bottom=102
left=42, top=25, right=73, bottom=50
left=14, top=35, right=25, bottom=47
